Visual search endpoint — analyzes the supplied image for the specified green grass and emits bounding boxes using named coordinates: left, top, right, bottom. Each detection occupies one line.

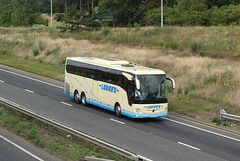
left=169, top=96, right=213, bottom=116
left=0, top=54, right=64, bottom=81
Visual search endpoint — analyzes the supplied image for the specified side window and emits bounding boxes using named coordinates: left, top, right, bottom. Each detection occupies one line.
left=106, top=68, right=116, bottom=84
left=89, top=65, right=97, bottom=79
left=97, top=67, right=105, bottom=82
left=115, top=71, right=123, bottom=86
left=66, top=65, right=71, bottom=73
left=81, top=63, right=89, bottom=77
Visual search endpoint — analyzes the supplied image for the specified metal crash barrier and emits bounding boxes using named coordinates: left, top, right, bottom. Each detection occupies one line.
left=220, top=109, right=240, bottom=122
left=0, top=97, right=152, bottom=161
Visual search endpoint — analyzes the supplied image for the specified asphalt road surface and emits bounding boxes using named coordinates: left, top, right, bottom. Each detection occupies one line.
left=0, top=126, right=61, bottom=161
left=0, top=65, right=240, bottom=161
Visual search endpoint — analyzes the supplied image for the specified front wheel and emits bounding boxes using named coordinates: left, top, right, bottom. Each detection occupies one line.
left=115, top=103, right=122, bottom=117
left=81, top=93, right=87, bottom=106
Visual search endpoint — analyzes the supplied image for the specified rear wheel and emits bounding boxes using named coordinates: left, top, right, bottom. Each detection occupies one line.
left=74, top=91, right=80, bottom=104
left=115, top=103, right=122, bottom=117
left=81, top=93, right=87, bottom=106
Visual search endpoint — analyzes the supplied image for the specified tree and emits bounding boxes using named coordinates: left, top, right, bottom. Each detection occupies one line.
left=0, top=0, right=42, bottom=27
left=65, top=0, right=68, bottom=12
left=0, top=0, right=13, bottom=26
left=206, top=0, right=235, bottom=8
left=99, top=0, right=161, bottom=26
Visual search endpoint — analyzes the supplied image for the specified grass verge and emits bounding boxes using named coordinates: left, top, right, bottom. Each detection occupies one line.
left=0, top=54, right=64, bottom=81
left=0, top=103, right=126, bottom=161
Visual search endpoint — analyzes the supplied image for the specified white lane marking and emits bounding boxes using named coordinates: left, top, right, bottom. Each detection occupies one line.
left=0, top=80, right=5, bottom=83
left=0, top=68, right=63, bottom=89
left=25, top=89, right=35, bottom=94
left=164, top=117, right=240, bottom=142
left=110, top=118, right=125, bottom=125
left=178, top=142, right=201, bottom=151
left=60, top=101, right=73, bottom=107
left=0, top=134, right=44, bottom=161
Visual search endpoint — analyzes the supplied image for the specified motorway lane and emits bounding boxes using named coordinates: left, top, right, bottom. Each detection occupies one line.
left=0, top=126, right=61, bottom=161
left=1, top=66, right=239, bottom=160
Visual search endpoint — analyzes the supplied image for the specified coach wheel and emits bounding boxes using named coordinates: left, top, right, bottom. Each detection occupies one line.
left=74, top=91, right=80, bottom=104
left=115, top=103, right=122, bottom=117
left=81, top=93, right=87, bottom=106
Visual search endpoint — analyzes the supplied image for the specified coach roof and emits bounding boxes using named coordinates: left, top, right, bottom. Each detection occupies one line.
left=67, top=57, right=165, bottom=75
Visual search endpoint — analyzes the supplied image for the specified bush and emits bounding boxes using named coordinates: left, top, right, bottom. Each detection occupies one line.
left=35, top=16, right=49, bottom=27
left=209, top=6, right=228, bottom=26
left=101, top=28, right=110, bottom=36
left=134, top=22, right=141, bottom=28
left=28, top=129, right=38, bottom=139
left=144, top=8, right=161, bottom=26
left=46, top=46, right=61, bottom=56
left=38, top=41, right=45, bottom=51
left=33, top=48, right=40, bottom=56
left=54, top=13, right=64, bottom=22
left=211, top=117, right=221, bottom=125
left=223, top=4, right=240, bottom=25
left=190, top=42, right=205, bottom=57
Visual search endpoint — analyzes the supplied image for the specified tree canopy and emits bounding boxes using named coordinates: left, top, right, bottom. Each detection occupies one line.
left=0, top=0, right=43, bottom=27
left=1, top=0, right=240, bottom=27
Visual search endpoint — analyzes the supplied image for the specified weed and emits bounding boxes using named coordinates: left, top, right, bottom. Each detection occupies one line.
left=211, top=117, right=221, bottom=125
left=28, top=129, right=38, bottom=139
left=33, top=48, right=40, bottom=56
left=19, top=113, right=32, bottom=121
left=16, top=129, right=22, bottom=134
left=9, top=118, right=18, bottom=125
left=190, top=42, right=205, bottom=57
left=23, top=38, right=35, bottom=49
left=35, top=138, right=46, bottom=148
left=20, top=123, right=27, bottom=129
left=223, top=121, right=229, bottom=126
left=39, top=41, right=45, bottom=51
left=165, top=42, right=179, bottom=50
left=177, top=86, right=182, bottom=94
left=24, top=55, right=29, bottom=60
left=204, top=75, right=217, bottom=85
left=101, top=28, right=110, bottom=36
left=46, top=46, right=61, bottom=56
left=184, top=82, right=197, bottom=95
left=38, top=58, right=43, bottom=63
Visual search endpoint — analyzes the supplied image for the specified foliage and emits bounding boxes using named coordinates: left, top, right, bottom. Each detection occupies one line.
left=144, top=8, right=161, bottom=26
left=0, top=0, right=42, bottom=27
left=211, top=117, right=222, bottom=125
left=59, top=5, right=101, bottom=32
left=2, top=0, right=240, bottom=27
left=223, top=4, right=240, bottom=25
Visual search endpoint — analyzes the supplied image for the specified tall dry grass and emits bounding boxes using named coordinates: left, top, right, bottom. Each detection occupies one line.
left=1, top=27, right=240, bottom=122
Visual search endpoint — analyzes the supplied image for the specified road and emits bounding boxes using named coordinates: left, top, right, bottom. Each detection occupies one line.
left=0, top=65, right=240, bottom=161
left=0, top=125, right=61, bottom=161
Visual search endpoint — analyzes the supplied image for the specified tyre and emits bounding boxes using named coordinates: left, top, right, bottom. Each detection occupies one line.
left=74, top=91, right=80, bottom=104
left=115, top=103, right=122, bottom=117
left=81, top=93, right=87, bottom=106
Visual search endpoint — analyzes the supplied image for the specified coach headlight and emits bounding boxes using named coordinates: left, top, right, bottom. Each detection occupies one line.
left=136, top=108, right=142, bottom=114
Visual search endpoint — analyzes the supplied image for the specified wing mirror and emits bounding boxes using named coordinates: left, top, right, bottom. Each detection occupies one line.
left=136, top=78, right=140, bottom=90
